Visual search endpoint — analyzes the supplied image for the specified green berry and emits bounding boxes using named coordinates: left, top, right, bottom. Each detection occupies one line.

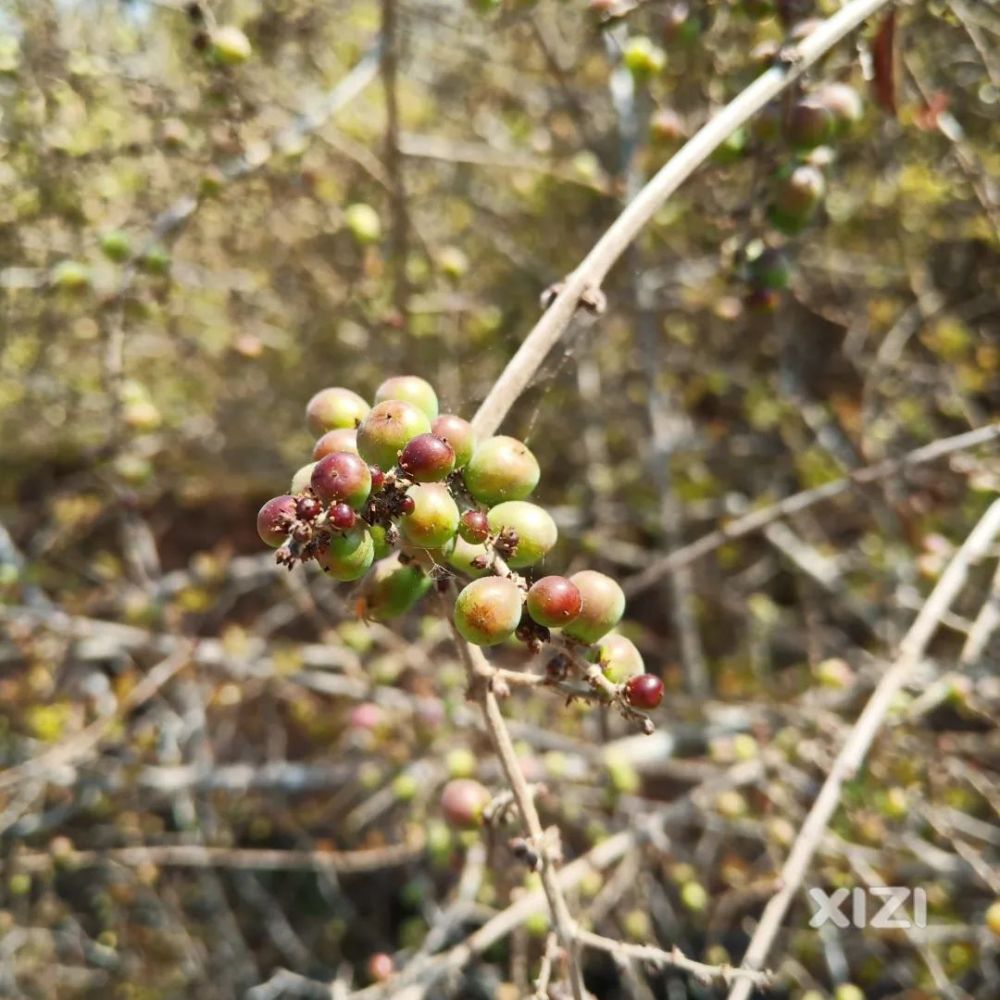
left=290, top=462, right=317, bottom=494
left=313, top=427, right=359, bottom=461
left=320, top=527, right=375, bottom=581
left=374, top=375, right=439, bottom=421
left=453, top=577, right=523, bottom=646
left=446, top=748, right=478, bottom=779
left=623, top=37, right=666, bottom=81
left=597, top=633, right=644, bottom=683
left=487, top=501, right=557, bottom=568
left=344, top=203, right=382, bottom=244
left=463, top=436, right=540, bottom=506
left=526, top=576, right=581, bottom=628
left=399, top=484, right=460, bottom=549
left=436, top=246, right=469, bottom=280
left=311, top=452, right=371, bottom=509
left=443, top=534, right=490, bottom=578
left=562, top=570, right=625, bottom=644
left=357, top=400, right=432, bottom=470
left=431, top=414, right=476, bottom=468
left=712, top=127, right=747, bottom=165
left=358, top=556, right=431, bottom=620
left=100, top=230, right=131, bottom=262
left=50, top=260, right=90, bottom=291
left=680, top=881, right=708, bottom=911
left=834, top=987, right=865, bottom=1000
left=211, top=25, right=252, bottom=66
left=747, top=247, right=790, bottom=291
left=769, top=163, right=826, bottom=233
left=306, top=387, right=370, bottom=436
left=986, top=899, right=1000, bottom=938
left=139, top=244, right=171, bottom=275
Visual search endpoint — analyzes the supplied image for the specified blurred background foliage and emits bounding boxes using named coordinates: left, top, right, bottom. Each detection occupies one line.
left=0, top=0, right=998, bottom=997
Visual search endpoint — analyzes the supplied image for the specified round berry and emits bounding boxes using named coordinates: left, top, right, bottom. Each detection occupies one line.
left=319, top=527, right=375, bottom=581
left=210, top=25, right=252, bottom=65
left=597, top=633, right=645, bottom=683
left=369, top=465, right=386, bottom=491
left=623, top=36, right=666, bottom=81
left=356, top=400, right=432, bottom=471
left=486, top=501, right=557, bottom=569
left=453, top=577, right=523, bottom=646
left=290, top=462, right=317, bottom=494
left=399, top=433, right=455, bottom=482
left=562, top=570, right=626, bottom=644
left=311, top=452, right=372, bottom=509
left=431, top=414, right=476, bottom=468
left=344, top=203, right=381, bottom=245
left=649, top=108, right=686, bottom=144
left=51, top=260, right=90, bottom=291
left=296, top=497, right=322, bottom=521
left=358, top=555, right=432, bottom=620
left=100, top=230, right=131, bottom=263
left=440, top=778, right=491, bottom=829
left=624, top=673, right=664, bottom=709
left=459, top=510, right=490, bottom=545
left=367, top=953, right=394, bottom=984
left=816, top=82, right=864, bottom=135
left=443, top=535, right=490, bottom=578
left=770, top=163, right=826, bottom=233
left=257, top=495, right=296, bottom=548
left=329, top=502, right=357, bottom=530
left=312, top=427, right=359, bottom=461
left=986, top=899, right=1000, bottom=939
left=306, top=387, right=370, bottom=436
left=747, top=247, right=789, bottom=291
left=784, top=99, right=835, bottom=150
left=463, top=436, right=540, bottom=506
left=526, top=576, right=582, bottom=628
left=374, top=375, right=439, bottom=420
left=399, top=484, right=460, bottom=549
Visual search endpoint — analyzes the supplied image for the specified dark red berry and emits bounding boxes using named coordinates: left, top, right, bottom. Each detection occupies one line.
left=311, top=451, right=372, bottom=508
left=296, top=497, right=321, bottom=521
left=399, top=495, right=416, bottom=516
left=257, top=495, right=297, bottom=548
left=625, top=673, right=664, bottom=709
left=459, top=510, right=490, bottom=545
left=329, top=502, right=357, bottom=530
left=369, top=465, right=385, bottom=491
left=526, top=576, right=583, bottom=628
left=399, top=433, right=456, bottom=482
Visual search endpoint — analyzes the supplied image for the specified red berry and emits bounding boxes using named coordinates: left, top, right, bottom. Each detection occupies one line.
left=399, top=433, right=456, bottom=482
left=625, top=674, right=664, bottom=709
left=369, top=465, right=385, bottom=491
left=399, top=495, right=416, bottom=516
left=459, top=510, right=490, bottom=545
left=329, top=502, right=357, bottom=530
left=296, top=497, right=321, bottom=521
left=311, top=451, right=372, bottom=509
left=526, top=576, right=582, bottom=628
left=257, top=495, right=297, bottom=548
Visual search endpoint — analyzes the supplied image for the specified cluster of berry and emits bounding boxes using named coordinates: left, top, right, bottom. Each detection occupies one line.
left=257, top=376, right=664, bottom=713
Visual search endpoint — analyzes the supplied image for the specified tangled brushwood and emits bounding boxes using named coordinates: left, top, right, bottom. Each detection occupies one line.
left=258, top=375, right=664, bottom=733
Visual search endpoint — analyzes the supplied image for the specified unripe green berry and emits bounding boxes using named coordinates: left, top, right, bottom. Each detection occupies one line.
left=374, top=375, right=439, bottom=421
left=436, top=246, right=469, bottom=280
left=834, top=987, right=865, bottom=1000
left=290, top=462, right=317, bottom=494
left=453, top=577, right=523, bottom=646
left=399, top=484, right=460, bottom=549
left=712, top=127, right=747, bottom=165
left=100, top=230, right=131, bottom=262
left=320, top=527, right=375, bottom=581
left=562, top=570, right=625, bottom=644
left=623, top=37, right=666, bottom=81
left=597, top=633, right=644, bottom=683
left=210, top=25, right=252, bottom=65
left=344, top=203, right=381, bottom=244
left=358, top=556, right=431, bottom=620
left=986, top=899, right=1000, bottom=938
left=680, top=881, right=708, bottom=911
left=139, top=244, right=171, bottom=275
left=463, top=436, right=540, bottom=506
left=431, top=414, right=476, bottom=468
left=306, top=387, right=370, bottom=436
left=357, top=400, right=432, bottom=470
left=311, top=452, right=372, bottom=509
left=313, top=427, right=359, bottom=461
left=443, top=535, right=490, bottom=578
left=526, top=576, right=581, bottom=628
left=446, top=748, right=478, bottom=779
left=486, top=501, right=557, bottom=568
left=50, top=260, right=90, bottom=291
left=769, top=163, right=826, bottom=233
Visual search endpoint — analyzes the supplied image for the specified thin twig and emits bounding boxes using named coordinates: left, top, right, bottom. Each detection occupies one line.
left=726, top=498, right=1000, bottom=1000
left=471, top=0, right=896, bottom=437
left=624, top=422, right=1000, bottom=598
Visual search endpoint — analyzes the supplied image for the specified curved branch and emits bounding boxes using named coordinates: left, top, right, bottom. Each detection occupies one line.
left=472, top=0, right=896, bottom=437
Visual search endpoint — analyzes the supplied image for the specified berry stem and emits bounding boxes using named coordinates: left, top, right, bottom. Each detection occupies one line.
left=436, top=587, right=586, bottom=1000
